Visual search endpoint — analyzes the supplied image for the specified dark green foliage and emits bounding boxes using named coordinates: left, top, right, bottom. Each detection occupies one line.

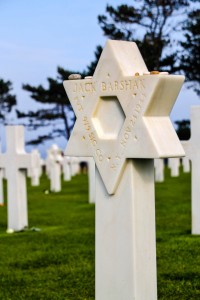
left=85, top=45, right=103, bottom=76
left=17, top=68, right=80, bottom=145
left=180, top=9, right=200, bottom=95
left=0, top=167, right=200, bottom=299
left=175, top=119, right=191, bottom=140
left=98, top=0, right=190, bottom=72
left=0, top=78, right=16, bottom=123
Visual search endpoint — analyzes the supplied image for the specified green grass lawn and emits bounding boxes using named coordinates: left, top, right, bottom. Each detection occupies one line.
left=0, top=167, right=200, bottom=299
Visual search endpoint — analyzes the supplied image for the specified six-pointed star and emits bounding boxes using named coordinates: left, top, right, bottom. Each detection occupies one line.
left=63, top=40, right=185, bottom=195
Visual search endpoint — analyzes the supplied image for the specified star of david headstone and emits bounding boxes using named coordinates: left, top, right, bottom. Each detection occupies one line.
left=63, top=40, right=185, bottom=300
left=64, top=40, right=184, bottom=195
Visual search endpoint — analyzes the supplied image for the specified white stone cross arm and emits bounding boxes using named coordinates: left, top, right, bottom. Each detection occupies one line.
left=0, top=126, right=40, bottom=177
left=63, top=40, right=185, bottom=195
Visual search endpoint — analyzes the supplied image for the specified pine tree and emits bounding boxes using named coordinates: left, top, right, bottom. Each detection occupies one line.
left=97, top=0, right=190, bottom=72
left=180, top=9, right=200, bottom=95
left=0, top=78, right=16, bottom=124
left=16, top=67, right=81, bottom=145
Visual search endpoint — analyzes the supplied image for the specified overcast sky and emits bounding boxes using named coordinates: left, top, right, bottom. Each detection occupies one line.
left=0, top=0, right=199, bottom=154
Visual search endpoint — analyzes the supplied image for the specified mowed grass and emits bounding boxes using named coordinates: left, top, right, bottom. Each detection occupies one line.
left=0, top=174, right=95, bottom=300
left=0, top=166, right=200, bottom=299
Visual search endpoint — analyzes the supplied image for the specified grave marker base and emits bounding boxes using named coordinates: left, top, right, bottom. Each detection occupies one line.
left=96, top=159, right=157, bottom=300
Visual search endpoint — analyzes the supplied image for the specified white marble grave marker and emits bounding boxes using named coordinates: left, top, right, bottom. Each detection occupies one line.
left=78, top=157, right=95, bottom=204
left=45, top=149, right=51, bottom=178
left=71, top=157, right=80, bottom=176
left=0, top=142, right=4, bottom=206
left=182, top=106, right=200, bottom=234
left=86, top=157, right=95, bottom=204
left=49, top=144, right=63, bottom=192
left=62, top=155, right=72, bottom=181
left=0, top=126, right=40, bottom=231
left=30, top=149, right=42, bottom=186
left=0, top=169, right=4, bottom=206
left=181, top=143, right=190, bottom=173
left=154, top=158, right=164, bottom=182
left=63, top=40, right=185, bottom=300
left=168, top=157, right=180, bottom=177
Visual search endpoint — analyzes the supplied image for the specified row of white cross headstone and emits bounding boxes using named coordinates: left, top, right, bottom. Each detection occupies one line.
left=0, top=125, right=191, bottom=217
left=45, top=144, right=95, bottom=203
left=154, top=156, right=191, bottom=182
left=0, top=126, right=96, bottom=232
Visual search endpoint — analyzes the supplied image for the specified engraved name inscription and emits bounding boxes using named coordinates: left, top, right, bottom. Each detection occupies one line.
left=72, top=78, right=145, bottom=94
left=73, top=82, right=96, bottom=93
left=101, top=78, right=145, bottom=92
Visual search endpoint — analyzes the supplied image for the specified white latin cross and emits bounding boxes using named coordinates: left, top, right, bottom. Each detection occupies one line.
left=85, top=157, right=95, bottom=204
left=0, top=126, right=40, bottom=231
left=78, top=157, right=96, bottom=204
left=154, top=158, right=164, bottom=182
left=182, top=154, right=190, bottom=173
left=0, top=168, right=4, bottom=206
left=168, top=157, right=180, bottom=177
left=0, top=140, right=4, bottom=206
left=49, top=144, right=63, bottom=192
left=64, top=40, right=185, bottom=300
left=30, top=149, right=42, bottom=186
left=62, top=155, right=72, bottom=181
left=182, top=106, right=200, bottom=234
